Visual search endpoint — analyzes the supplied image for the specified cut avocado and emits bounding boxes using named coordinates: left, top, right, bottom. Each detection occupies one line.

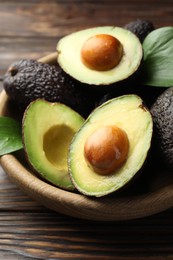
left=57, top=26, right=143, bottom=85
left=22, top=99, right=84, bottom=190
left=68, top=94, right=153, bottom=197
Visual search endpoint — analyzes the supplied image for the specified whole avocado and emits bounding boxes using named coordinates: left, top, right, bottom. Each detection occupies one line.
left=150, top=87, right=173, bottom=171
left=3, top=59, right=99, bottom=117
left=124, top=19, right=155, bottom=43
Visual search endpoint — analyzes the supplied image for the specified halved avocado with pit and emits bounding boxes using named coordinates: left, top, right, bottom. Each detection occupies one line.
left=68, top=94, right=153, bottom=197
left=57, top=26, right=143, bottom=85
left=22, top=99, right=84, bottom=190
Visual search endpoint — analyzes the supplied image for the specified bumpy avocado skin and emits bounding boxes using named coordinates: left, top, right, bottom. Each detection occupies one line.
left=3, top=59, right=99, bottom=117
left=124, top=19, right=155, bottom=43
left=151, top=87, right=173, bottom=170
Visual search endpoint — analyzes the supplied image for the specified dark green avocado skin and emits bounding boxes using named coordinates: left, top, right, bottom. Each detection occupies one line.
left=3, top=59, right=99, bottom=117
left=150, top=87, right=173, bottom=171
left=124, top=19, right=155, bottom=43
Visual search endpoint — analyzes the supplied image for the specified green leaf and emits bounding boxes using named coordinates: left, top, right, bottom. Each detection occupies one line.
left=141, top=27, right=173, bottom=87
left=0, top=116, right=23, bottom=156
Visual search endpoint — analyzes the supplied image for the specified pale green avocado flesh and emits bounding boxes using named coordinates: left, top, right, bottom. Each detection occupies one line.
left=68, top=95, right=153, bottom=197
left=57, top=26, right=143, bottom=85
left=22, top=99, right=84, bottom=190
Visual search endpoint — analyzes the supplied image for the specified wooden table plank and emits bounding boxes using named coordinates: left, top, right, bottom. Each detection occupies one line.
left=0, top=37, right=58, bottom=75
left=1, top=210, right=173, bottom=260
left=0, top=1, right=172, bottom=37
left=0, top=0, right=173, bottom=37
left=0, top=0, right=172, bottom=76
left=1, top=210, right=173, bottom=259
left=0, top=166, right=44, bottom=212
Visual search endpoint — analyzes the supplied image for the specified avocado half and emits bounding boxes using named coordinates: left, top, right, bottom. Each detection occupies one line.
left=68, top=94, right=153, bottom=197
left=22, top=99, right=84, bottom=190
left=57, top=26, right=143, bottom=85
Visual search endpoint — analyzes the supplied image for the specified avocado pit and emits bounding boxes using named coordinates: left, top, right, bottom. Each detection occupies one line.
left=81, top=34, right=123, bottom=71
left=84, top=125, right=129, bottom=175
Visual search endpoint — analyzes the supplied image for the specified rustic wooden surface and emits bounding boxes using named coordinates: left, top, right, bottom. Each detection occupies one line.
left=0, top=0, right=173, bottom=259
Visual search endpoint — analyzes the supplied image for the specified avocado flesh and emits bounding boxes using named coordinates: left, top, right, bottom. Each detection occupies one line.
left=23, top=99, right=84, bottom=190
left=69, top=95, right=153, bottom=197
left=57, top=26, right=143, bottom=85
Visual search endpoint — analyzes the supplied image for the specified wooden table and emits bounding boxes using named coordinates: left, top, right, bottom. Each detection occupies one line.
left=0, top=1, right=173, bottom=259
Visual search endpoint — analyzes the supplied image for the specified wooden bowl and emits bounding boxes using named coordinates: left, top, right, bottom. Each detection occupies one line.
left=0, top=53, right=173, bottom=221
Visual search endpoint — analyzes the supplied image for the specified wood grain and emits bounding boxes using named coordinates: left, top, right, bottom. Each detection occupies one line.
left=0, top=0, right=172, bottom=38
left=1, top=209, right=173, bottom=259
left=0, top=0, right=173, bottom=76
left=0, top=37, right=58, bottom=75
left=0, top=166, right=44, bottom=212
